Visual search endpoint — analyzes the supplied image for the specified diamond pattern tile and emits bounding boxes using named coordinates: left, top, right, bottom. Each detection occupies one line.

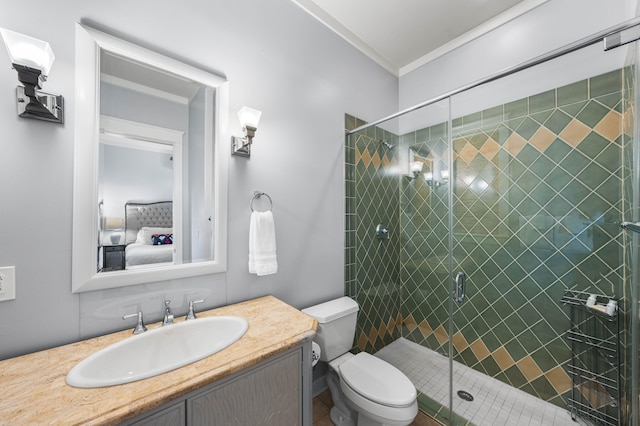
left=345, top=68, right=629, bottom=413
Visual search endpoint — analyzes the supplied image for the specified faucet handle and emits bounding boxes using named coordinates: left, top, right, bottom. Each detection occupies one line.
left=163, top=300, right=174, bottom=326
left=123, top=311, right=147, bottom=334
left=186, top=299, right=205, bottom=320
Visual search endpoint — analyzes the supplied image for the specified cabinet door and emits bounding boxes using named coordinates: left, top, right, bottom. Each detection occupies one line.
left=188, top=349, right=301, bottom=426
left=128, top=401, right=185, bottom=426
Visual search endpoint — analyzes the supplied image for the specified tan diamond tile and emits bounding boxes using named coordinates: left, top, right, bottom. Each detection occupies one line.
left=578, top=381, right=616, bottom=409
left=492, top=346, right=515, bottom=370
left=503, top=133, right=527, bottom=156
left=530, top=127, right=556, bottom=153
left=452, top=331, right=469, bottom=353
left=355, top=146, right=362, bottom=164
left=594, top=110, right=622, bottom=141
left=517, top=355, right=543, bottom=381
left=404, top=314, right=418, bottom=332
left=387, top=317, right=395, bottom=334
left=418, top=320, right=433, bottom=338
left=378, top=322, right=386, bottom=340
left=359, top=146, right=371, bottom=167
left=368, top=326, right=378, bottom=346
left=479, top=138, right=500, bottom=160
left=559, top=119, right=590, bottom=147
left=371, top=151, right=381, bottom=170
left=470, top=338, right=490, bottom=361
left=545, top=365, right=572, bottom=394
left=382, top=153, right=390, bottom=168
left=357, top=331, right=367, bottom=351
left=434, top=325, right=449, bottom=346
left=458, top=143, right=478, bottom=165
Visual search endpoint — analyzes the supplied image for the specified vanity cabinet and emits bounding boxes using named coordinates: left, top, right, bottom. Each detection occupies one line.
left=125, top=342, right=311, bottom=426
left=129, top=403, right=186, bottom=426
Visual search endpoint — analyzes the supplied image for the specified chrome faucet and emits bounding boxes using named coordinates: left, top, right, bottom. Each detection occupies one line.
left=185, top=299, right=205, bottom=320
left=122, top=311, right=147, bottom=334
left=163, top=300, right=174, bottom=326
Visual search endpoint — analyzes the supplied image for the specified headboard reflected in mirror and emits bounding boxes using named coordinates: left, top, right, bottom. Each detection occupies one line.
left=124, top=201, right=174, bottom=270
left=72, top=23, right=229, bottom=293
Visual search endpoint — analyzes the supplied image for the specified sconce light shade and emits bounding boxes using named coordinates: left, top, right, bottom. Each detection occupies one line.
left=237, top=106, right=262, bottom=130
left=405, top=160, right=424, bottom=181
left=232, top=106, right=262, bottom=158
left=410, top=161, right=424, bottom=174
left=0, top=27, right=63, bottom=123
left=0, top=28, right=55, bottom=78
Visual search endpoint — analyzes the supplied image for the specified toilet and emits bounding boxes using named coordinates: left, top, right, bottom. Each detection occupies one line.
left=302, top=297, right=418, bottom=426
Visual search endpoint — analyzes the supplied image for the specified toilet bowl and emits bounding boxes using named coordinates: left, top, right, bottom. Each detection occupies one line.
left=302, top=297, right=418, bottom=426
left=329, top=352, right=418, bottom=426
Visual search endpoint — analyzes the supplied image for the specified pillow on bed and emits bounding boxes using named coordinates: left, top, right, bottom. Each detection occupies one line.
left=135, top=227, right=173, bottom=244
left=152, top=234, right=173, bottom=245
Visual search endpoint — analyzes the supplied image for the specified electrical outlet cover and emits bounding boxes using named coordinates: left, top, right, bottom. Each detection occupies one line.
left=0, top=266, right=16, bottom=301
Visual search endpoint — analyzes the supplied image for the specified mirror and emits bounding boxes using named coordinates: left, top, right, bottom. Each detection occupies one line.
left=72, top=24, right=229, bottom=293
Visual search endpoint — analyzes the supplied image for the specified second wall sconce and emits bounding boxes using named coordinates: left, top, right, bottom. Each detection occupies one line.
left=405, top=160, right=424, bottom=181
left=0, top=28, right=64, bottom=123
left=232, top=106, right=262, bottom=158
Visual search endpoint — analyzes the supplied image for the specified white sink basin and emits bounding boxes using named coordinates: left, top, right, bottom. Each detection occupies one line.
left=66, top=316, right=248, bottom=388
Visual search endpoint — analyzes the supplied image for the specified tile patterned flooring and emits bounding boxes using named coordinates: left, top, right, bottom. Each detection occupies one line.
left=374, top=338, right=590, bottom=426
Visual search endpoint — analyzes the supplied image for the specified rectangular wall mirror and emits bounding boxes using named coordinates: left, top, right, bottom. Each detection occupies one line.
left=72, top=24, right=229, bottom=293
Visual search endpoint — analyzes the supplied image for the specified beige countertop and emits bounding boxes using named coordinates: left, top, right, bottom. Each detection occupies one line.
left=0, top=295, right=317, bottom=425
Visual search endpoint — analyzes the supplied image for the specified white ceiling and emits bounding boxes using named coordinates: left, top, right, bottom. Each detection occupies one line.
left=292, top=0, right=549, bottom=76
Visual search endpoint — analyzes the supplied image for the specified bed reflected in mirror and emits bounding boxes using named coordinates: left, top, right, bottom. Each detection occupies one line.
left=97, top=48, right=213, bottom=273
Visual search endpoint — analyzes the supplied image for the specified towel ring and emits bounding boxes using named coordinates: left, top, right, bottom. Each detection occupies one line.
left=250, top=191, right=273, bottom=212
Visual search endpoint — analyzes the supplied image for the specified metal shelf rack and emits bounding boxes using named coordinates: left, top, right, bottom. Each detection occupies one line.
left=561, top=290, right=621, bottom=426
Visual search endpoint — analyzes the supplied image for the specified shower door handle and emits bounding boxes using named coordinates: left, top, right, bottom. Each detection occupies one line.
left=454, top=272, right=466, bottom=304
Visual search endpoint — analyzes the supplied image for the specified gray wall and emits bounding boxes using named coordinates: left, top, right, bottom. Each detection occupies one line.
left=101, top=144, right=174, bottom=220
left=399, top=0, right=635, bottom=112
left=0, top=0, right=398, bottom=360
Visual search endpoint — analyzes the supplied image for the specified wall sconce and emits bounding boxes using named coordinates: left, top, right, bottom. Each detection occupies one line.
left=0, top=28, right=63, bottom=123
left=231, top=106, right=262, bottom=157
left=405, top=160, right=424, bottom=181
left=424, top=160, right=449, bottom=187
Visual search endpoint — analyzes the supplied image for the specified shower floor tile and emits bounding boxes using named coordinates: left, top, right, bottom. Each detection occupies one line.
left=375, top=338, right=590, bottom=426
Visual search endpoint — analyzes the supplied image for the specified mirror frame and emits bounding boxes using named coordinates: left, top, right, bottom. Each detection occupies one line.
left=72, top=23, right=229, bottom=293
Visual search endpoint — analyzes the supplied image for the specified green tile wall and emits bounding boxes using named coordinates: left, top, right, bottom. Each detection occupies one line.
left=345, top=115, right=402, bottom=353
left=400, top=69, right=629, bottom=409
left=345, top=67, right=633, bottom=419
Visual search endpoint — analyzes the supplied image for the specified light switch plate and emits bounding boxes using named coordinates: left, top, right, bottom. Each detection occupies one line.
left=0, top=266, right=16, bottom=301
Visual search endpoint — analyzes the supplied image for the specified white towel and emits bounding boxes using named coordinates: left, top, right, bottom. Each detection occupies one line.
left=248, top=210, right=278, bottom=276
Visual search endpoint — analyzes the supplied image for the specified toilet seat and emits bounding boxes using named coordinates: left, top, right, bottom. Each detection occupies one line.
left=339, top=352, right=416, bottom=407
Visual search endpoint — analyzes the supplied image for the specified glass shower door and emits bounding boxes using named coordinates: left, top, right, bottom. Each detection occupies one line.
left=448, top=38, right=630, bottom=425
left=398, top=98, right=456, bottom=422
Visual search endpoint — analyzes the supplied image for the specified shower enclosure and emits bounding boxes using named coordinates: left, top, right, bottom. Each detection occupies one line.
left=345, top=18, right=640, bottom=426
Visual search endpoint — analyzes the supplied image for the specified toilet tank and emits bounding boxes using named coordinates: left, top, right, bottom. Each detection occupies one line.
left=302, top=297, right=359, bottom=362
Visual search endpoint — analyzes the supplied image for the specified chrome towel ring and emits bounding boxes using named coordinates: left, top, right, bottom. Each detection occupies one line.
left=250, top=191, right=273, bottom=212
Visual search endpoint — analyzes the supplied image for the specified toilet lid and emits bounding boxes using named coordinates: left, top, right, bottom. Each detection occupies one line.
left=339, top=352, right=416, bottom=407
